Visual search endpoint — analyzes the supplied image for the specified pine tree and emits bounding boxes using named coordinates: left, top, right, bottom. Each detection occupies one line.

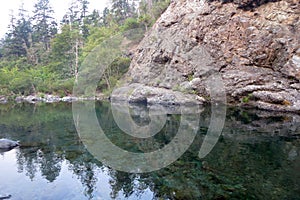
left=2, top=10, right=21, bottom=58
left=32, top=0, right=57, bottom=51
left=50, top=25, right=74, bottom=78
left=79, top=0, right=90, bottom=38
left=86, top=9, right=101, bottom=27
left=54, top=0, right=92, bottom=80
left=100, top=7, right=112, bottom=26
left=2, top=4, right=32, bottom=59
left=111, top=0, right=132, bottom=24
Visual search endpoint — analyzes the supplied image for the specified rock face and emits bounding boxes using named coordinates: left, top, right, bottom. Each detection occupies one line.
left=117, top=0, right=300, bottom=112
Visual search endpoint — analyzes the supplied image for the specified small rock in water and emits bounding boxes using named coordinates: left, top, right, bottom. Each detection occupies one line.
left=62, top=96, right=78, bottom=102
left=0, top=138, right=19, bottom=149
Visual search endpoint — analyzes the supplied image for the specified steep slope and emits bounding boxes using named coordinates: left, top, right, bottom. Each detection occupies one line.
left=115, top=0, right=300, bottom=111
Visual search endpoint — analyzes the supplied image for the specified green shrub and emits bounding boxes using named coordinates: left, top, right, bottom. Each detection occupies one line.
left=97, top=56, right=131, bottom=95
left=51, top=78, right=75, bottom=95
left=241, top=94, right=253, bottom=103
left=122, top=18, right=140, bottom=31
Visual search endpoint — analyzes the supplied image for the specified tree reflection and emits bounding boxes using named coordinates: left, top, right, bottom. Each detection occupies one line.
left=109, top=170, right=136, bottom=199
left=0, top=103, right=299, bottom=199
left=16, top=147, right=39, bottom=180
left=67, top=153, right=100, bottom=199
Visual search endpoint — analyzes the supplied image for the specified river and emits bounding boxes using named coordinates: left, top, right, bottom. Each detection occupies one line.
left=0, top=102, right=299, bottom=199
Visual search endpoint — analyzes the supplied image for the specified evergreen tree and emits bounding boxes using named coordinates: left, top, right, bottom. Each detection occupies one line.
left=50, top=25, right=74, bottom=78
left=2, top=10, right=20, bottom=58
left=62, top=0, right=89, bottom=34
left=79, top=0, right=90, bottom=38
left=0, top=0, right=171, bottom=95
left=32, top=0, right=57, bottom=51
left=86, top=9, right=101, bottom=27
left=2, top=5, right=32, bottom=59
left=100, top=7, right=113, bottom=26
left=54, top=0, right=91, bottom=80
left=111, top=0, right=132, bottom=23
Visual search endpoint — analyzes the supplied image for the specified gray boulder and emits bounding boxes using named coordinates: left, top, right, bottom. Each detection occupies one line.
left=0, top=138, right=19, bottom=150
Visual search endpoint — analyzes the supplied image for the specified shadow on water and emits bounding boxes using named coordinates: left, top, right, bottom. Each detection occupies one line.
left=0, top=102, right=299, bottom=199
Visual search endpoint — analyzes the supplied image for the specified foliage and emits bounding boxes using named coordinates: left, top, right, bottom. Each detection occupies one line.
left=98, top=56, right=131, bottom=94
left=1, top=4, right=32, bottom=59
left=122, top=17, right=140, bottom=31
left=0, top=66, right=75, bottom=96
left=110, top=0, right=135, bottom=24
left=241, top=93, right=253, bottom=103
left=32, top=0, right=57, bottom=51
left=0, top=0, right=171, bottom=97
left=138, top=0, right=170, bottom=25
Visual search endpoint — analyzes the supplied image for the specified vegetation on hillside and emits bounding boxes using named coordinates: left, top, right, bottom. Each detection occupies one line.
left=0, top=0, right=170, bottom=97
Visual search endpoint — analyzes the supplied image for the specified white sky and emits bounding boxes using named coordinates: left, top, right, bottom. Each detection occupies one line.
left=0, top=0, right=111, bottom=38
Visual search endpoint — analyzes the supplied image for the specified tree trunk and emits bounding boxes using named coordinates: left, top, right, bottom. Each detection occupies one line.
left=75, top=38, right=79, bottom=82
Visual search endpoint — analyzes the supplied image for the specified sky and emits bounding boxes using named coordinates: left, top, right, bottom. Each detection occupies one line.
left=0, top=0, right=111, bottom=38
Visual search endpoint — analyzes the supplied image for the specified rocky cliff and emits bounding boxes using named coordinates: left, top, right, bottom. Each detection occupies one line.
left=114, top=0, right=300, bottom=112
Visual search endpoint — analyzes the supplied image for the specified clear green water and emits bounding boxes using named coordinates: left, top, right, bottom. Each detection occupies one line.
left=0, top=102, right=299, bottom=200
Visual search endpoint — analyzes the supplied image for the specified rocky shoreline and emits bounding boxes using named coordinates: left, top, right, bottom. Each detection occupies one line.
left=1, top=0, right=299, bottom=113
left=0, top=94, right=104, bottom=104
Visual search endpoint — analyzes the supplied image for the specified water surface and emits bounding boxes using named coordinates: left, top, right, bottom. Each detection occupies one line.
left=0, top=102, right=299, bottom=199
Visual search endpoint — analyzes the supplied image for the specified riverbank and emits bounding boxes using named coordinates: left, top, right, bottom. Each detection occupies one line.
left=0, top=94, right=105, bottom=104
left=1, top=90, right=300, bottom=114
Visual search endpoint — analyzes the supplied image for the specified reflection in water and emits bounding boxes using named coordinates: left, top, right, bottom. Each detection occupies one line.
left=0, top=102, right=299, bottom=199
left=74, top=101, right=203, bottom=173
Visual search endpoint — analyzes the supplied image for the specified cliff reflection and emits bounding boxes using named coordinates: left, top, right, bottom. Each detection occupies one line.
left=0, top=102, right=299, bottom=199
